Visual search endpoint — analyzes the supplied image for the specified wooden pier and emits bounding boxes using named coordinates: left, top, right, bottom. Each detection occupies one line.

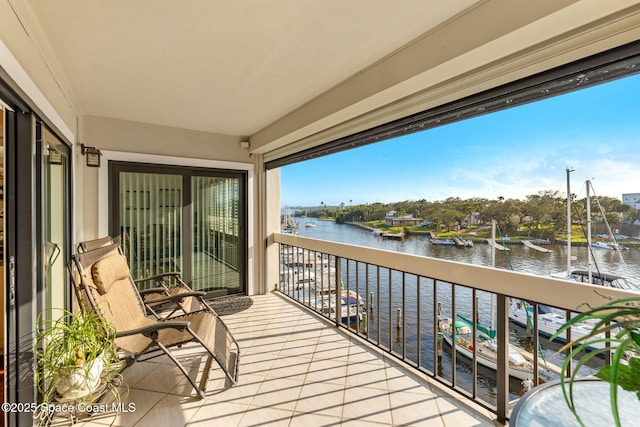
left=381, top=232, right=403, bottom=240
left=522, top=240, right=553, bottom=253
left=453, top=237, right=466, bottom=248
left=486, top=239, right=509, bottom=251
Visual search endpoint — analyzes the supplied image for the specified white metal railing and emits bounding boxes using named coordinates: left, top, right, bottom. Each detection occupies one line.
left=272, top=232, right=636, bottom=424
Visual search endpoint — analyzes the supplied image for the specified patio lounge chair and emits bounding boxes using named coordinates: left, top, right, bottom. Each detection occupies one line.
left=70, top=243, right=240, bottom=399
left=78, top=236, right=207, bottom=319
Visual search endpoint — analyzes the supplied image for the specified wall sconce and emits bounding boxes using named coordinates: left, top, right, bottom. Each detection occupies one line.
left=81, top=144, right=102, bottom=167
left=47, top=148, right=63, bottom=165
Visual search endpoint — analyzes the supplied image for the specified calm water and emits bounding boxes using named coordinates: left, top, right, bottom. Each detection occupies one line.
left=295, top=219, right=640, bottom=286
left=291, top=219, right=640, bottom=404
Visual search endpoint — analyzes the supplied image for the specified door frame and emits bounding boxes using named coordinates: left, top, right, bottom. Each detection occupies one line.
left=108, top=161, right=248, bottom=297
left=2, top=81, right=73, bottom=425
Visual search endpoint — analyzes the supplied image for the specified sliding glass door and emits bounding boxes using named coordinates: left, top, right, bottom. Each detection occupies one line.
left=191, top=176, right=241, bottom=295
left=118, top=171, right=183, bottom=279
left=110, top=163, right=246, bottom=297
left=42, top=128, right=71, bottom=321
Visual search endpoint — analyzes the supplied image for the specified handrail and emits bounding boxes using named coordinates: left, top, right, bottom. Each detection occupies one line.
left=272, top=232, right=638, bottom=424
left=272, top=233, right=635, bottom=312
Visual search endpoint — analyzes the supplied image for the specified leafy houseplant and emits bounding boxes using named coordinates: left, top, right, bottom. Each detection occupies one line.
left=36, top=309, right=121, bottom=403
left=551, top=295, right=640, bottom=427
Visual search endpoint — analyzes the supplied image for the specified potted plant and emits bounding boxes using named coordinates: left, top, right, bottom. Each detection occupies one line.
left=36, top=308, right=121, bottom=403
left=551, top=295, right=640, bottom=427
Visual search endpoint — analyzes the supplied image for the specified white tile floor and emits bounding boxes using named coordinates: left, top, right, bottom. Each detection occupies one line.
left=55, top=293, right=498, bottom=427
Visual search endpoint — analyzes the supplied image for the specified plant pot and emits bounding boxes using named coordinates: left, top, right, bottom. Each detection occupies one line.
left=54, top=353, right=105, bottom=400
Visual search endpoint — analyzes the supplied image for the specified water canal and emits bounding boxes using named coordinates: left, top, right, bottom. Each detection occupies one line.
left=289, top=219, right=640, bottom=406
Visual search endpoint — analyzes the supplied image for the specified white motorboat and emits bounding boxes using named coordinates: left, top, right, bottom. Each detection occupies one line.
left=592, top=241, right=614, bottom=250
left=508, top=299, right=609, bottom=351
left=313, top=290, right=365, bottom=325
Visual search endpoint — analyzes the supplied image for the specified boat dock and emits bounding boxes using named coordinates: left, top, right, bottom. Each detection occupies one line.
left=381, top=232, right=403, bottom=240
left=511, top=346, right=563, bottom=377
left=486, top=239, right=509, bottom=251
left=453, top=237, right=466, bottom=248
left=522, top=240, right=553, bottom=253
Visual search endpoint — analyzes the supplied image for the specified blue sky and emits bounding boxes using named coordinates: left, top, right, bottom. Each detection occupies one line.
left=281, top=73, right=640, bottom=207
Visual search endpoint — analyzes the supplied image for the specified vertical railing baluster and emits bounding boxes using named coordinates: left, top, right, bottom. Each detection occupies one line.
left=388, top=269, right=393, bottom=352
left=496, top=293, right=508, bottom=425
left=365, top=263, right=370, bottom=340
left=355, top=261, right=360, bottom=332
left=565, top=310, right=573, bottom=379
left=417, top=276, right=421, bottom=369
left=402, top=272, right=406, bottom=360
left=472, top=289, right=477, bottom=399
left=335, top=257, right=342, bottom=328
left=533, top=301, right=540, bottom=385
left=451, top=284, right=456, bottom=387
left=377, top=266, right=381, bottom=346
left=346, top=259, right=351, bottom=327
left=433, top=280, right=438, bottom=376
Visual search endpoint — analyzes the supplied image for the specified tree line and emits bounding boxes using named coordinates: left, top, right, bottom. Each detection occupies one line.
left=297, top=191, right=640, bottom=238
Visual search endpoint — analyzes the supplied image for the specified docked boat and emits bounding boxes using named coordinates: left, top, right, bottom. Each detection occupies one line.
left=592, top=241, right=614, bottom=250
left=440, top=317, right=533, bottom=380
left=508, top=299, right=609, bottom=351
left=552, top=170, right=635, bottom=290
left=313, top=289, right=366, bottom=325
left=565, top=270, right=634, bottom=290
left=431, top=238, right=456, bottom=246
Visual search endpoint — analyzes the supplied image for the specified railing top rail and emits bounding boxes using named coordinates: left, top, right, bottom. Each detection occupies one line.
left=272, top=232, right=637, bottom=313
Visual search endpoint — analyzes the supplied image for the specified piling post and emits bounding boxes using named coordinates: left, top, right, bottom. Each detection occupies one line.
left=369, top=292, right=374, bottom=316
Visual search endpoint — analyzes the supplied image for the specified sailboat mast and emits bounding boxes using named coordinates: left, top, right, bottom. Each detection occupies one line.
left=586, top=180, right=593, bottom=284
left=566, top=168, right=574, bottom=277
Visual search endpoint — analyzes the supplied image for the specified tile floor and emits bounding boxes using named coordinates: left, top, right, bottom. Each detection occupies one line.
left=51, top=293, right=498, bottom=427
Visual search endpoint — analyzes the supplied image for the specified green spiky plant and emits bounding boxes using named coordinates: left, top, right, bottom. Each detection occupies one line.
left=551, top=295, right=640, bottom=427
left=35, top=309, right=122, bottom=404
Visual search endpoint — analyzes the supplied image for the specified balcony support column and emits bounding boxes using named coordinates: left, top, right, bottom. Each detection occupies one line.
left=335, top=257, right=342, bottom=328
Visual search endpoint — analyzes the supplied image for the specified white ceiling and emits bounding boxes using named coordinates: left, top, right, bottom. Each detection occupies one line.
left=25, top=0, right=480, bottom=137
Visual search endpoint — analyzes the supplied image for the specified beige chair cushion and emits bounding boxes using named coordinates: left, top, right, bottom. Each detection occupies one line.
left=91, top=253, right=131, bottom=295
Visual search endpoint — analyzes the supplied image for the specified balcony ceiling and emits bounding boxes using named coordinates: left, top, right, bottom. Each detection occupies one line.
left=23, top=0, right=482, bottom=137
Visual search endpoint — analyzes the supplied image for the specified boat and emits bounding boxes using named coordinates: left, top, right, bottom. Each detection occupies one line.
left=279, top=267, right=316, bottom=289
left=304, top=221, right=317, bottom=228
left=508, top=299, right=610, bottom=351
left=440, top=316, right=534, bottom=380
left=551, top=169, right=635, bottom=289
left=566, top=270, right=634, bottom=290
left=313, top=289, right=366, bottom=325
left=591, top=241, right=614, bottom=250
left=431, top=238, right=456, bottom=246
left=281, top=206, right=299, bottom=235
left=509, top=170, right=635, bottom=350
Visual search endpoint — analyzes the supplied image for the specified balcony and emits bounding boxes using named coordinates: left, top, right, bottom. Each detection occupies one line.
left=44, top=234, right=635, bottom=426
left=54, top=292, right=495, bottom=427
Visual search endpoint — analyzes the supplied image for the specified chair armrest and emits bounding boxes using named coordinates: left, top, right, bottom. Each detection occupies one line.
left=116, top=321, right=191, bottom=338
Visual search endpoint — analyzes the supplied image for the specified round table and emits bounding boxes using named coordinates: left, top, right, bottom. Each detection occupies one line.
left=510, top=378, right=639, bottom=426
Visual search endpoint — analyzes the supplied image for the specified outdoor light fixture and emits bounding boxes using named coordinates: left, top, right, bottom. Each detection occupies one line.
left=81, top=144, right=102, bottom=167
left=47, top=148, right=63, bottom=165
